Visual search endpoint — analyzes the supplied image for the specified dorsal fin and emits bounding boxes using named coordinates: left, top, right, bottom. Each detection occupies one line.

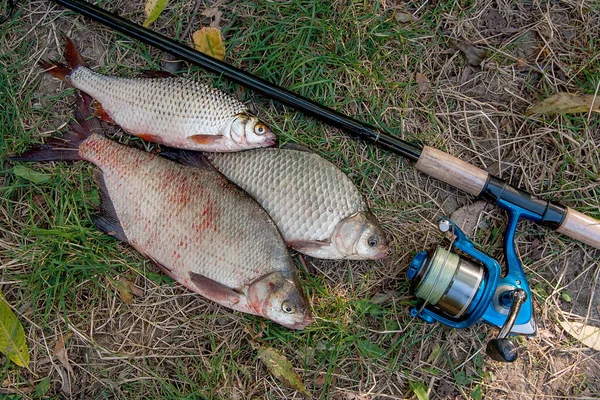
left=160, top=148, right=216, bottom=170
left=140, top=70, right=177, bottom=79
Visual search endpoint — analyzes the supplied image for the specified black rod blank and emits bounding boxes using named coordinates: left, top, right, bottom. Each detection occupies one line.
left=50, top=0, right=423, bottom=161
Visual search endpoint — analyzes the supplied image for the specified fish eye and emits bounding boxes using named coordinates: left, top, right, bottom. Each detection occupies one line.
left=255, top=124, right=267, bottom=135
left=281, top=300, right=296, bottom=314
left=367, top=236, right=378, bottom=247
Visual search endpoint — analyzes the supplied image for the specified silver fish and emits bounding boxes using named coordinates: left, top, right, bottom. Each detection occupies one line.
left=39, top=37, right=275, bottom=152
left=12, top=94, right=311, bottom=330
left=202, top=146, right=389, bottom=260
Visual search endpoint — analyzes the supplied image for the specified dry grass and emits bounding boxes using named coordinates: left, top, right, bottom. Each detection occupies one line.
left=1, top=0, right=599, bottom=399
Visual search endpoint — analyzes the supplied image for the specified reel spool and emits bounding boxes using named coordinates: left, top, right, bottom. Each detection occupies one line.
left=407, top=218, right=535, bottom=362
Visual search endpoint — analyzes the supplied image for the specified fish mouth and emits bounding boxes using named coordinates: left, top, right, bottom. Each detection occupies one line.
left=373, top=246, right=390, bottom=259
left=284, top=315, right=313, bottom=330
left=262, top=134, right=276, bottom=147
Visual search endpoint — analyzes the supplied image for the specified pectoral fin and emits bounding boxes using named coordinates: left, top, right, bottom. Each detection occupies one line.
left=189, top=271, right=242, bottom=306
left=91, top=170, right=128, bottom=242
left=189, top=134, right=224, bottom=145
left=287, top=239, right=330, bottom=252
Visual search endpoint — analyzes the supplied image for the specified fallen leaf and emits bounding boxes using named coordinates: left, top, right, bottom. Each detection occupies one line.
left=527, top=92, right=600, bottom=115
left=192, top=27, right=226, bottom=61
left=415, top=72, right=429, bottom=84
left=559, top=319, right=600, bottom=351
left=0, top=291, right=30, bottom=367
left=450, top=201, right=487, bottom=238
left=53, top=333, right=74, bottom=375
left=452, top=40, right=488, bottom=67
left=143, top=0, right=168, bottom=27
left=201, top=7, right=223, bottom=29
left=115, top=277, right=144, bottom=304
left=394, top=11, right=416, bottom=23
left=13, top=165, right=50, bottom=184
left=258, top=347, right=312, bottom=398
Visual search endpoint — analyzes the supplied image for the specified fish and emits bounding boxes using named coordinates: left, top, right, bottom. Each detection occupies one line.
left=11, top=93, right=311, bottom=330
left=167, top=145, right=390, bottom=260
left=38, top=37, right=276, bottom=152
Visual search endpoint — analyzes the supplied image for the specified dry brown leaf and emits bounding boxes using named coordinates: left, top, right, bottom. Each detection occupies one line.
left=192, top=27, right=226, bottom=61
left=415, top=72, right=429, bottom=84
left=115, top=277, right=144, bottom=304
left=527, top=92, right=600, bottom=115
left=452, top=40, right=488, bottom=66
left=559, top=319, right=600, bottom=351
left=394, top=11, right=416, bottom=23
left=53, top=333, right=74, bottom=375
left=450, top=201, right=487, bottom=238
left=201, top=7, right=223, bottom=28
left=258, top=347, right=312, bottom=398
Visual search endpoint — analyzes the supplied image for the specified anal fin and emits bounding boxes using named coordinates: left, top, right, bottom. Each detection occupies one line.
left=92, top=170, right=127, bottom=242
left=91, top=100, right=115, bottom=124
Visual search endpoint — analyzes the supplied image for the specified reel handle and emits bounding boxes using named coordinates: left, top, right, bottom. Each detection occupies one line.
left=485, top=289, right=527, bottom=362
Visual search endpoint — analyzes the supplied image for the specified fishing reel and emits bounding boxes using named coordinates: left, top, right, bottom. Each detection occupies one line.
left=407, top=215, right=536, bottom=362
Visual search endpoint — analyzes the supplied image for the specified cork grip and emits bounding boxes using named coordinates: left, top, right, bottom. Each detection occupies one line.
left=415, top=146, right=489, bottom=196
left=557, top=208, right=600, bottom=250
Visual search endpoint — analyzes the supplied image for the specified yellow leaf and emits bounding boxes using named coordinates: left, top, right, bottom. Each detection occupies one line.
left=559, top=319, right=600, bottom=351
left=258, top=347, right=312, bottom=398
left=0, top=291, right=30, bottom=367
left=192, top=27, right=226, bottom=61
left=527, top=92, right=600, bottom=115
left=143, top=0, right=168, bottom=27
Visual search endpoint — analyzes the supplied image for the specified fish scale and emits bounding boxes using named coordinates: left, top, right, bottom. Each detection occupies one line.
left=71, top=68, right=248, bottom=142
left=13, top=91, right=311, bottom=329
left=39, top=37, right=276, bottom=152
left=79, top=133, right=287, bottom=289
left=207, top=148, right=368, bottom=241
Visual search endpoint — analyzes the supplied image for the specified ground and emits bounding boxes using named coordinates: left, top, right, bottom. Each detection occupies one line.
left=1, top=0, right=599, bottom=399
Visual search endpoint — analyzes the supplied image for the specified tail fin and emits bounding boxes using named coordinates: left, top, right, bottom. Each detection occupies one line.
left=9, top=92, right=102, bottom=162
left=38, top=36, right=87, bottom=82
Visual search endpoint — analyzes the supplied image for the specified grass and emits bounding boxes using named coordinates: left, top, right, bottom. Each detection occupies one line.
left=1, top=0, right=599, bottom=399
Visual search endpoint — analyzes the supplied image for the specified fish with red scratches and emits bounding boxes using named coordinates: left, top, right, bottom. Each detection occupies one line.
left=39, top=37, right=275, bottom=152
left=11, top=93, right=311, bottom=330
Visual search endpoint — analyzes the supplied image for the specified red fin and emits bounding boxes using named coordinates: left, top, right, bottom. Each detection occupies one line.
left=189, top=271, right=242, bottom=305
left=189, top=134, right=224, bottom=145
left=38, top=60, right=71, bottom=82
left=287, top=240, right=330, bottom=251
left=91, top=100, right=115, bottom=124
left=9, top=92, right=100, bottom=162
left=63, top=36, right=87, bottom=69
left=137, top=133, right=162, bottom=143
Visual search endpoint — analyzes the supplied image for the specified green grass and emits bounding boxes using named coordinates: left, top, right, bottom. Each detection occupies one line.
left=1, top=0, right=600, bottom=399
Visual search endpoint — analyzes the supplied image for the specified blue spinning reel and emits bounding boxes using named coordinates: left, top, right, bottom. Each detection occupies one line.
left=407, top=206, right=538, bottom=362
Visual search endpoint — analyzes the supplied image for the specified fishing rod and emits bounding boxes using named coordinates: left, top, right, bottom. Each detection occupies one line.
left=40, top=0, right=599, bottom=252
left=8, top=0, right=599, bottom=361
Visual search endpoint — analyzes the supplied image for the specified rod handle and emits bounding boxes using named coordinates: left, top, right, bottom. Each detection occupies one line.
left=415, top=146, right=488, bottom=196
left=557, top=208, right=600, bottom=249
